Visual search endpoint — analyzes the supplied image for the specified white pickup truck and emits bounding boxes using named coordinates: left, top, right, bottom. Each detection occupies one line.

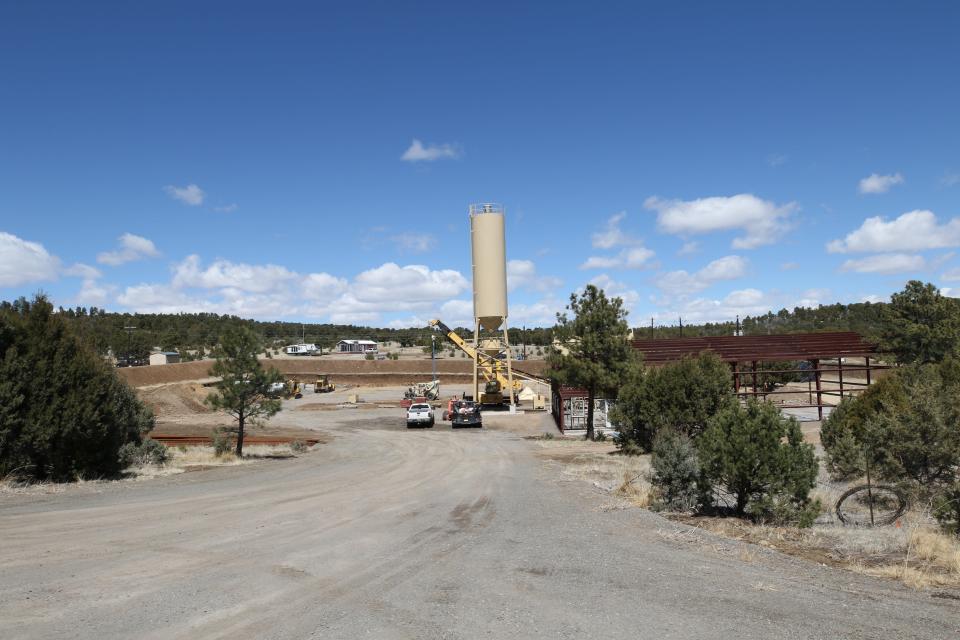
left=406, top=403, right=435, bottom=428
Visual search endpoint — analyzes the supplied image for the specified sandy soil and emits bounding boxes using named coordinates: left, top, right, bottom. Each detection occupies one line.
left=1, top=390, right=958, bottom=639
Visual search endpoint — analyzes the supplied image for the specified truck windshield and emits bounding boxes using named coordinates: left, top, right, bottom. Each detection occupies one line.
left=410, top=404, right=430, bottom=411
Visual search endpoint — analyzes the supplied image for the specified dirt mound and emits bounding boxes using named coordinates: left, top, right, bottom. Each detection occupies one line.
left=138, top=383, right=212, bottom=418
left=121, top=358, right=547, bottom=387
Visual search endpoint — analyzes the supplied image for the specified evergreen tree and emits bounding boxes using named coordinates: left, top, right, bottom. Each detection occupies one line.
left=205, top=327, right=283, bottom=456
left=613, top=353, right=734, bottom=451
left=547, top=285, right=634, bottom=440
left=698, top=400, right=818, bottom=521
left=882, top=280, right=960, bottom=364
left=0, top=295, right=153, bottom=480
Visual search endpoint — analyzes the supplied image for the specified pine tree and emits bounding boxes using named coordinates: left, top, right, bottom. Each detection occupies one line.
left=698, top=400, right=818, bottom=520
left=205, top=327, right=283, bottom=456
left=547, top=285, right=634, bottom=440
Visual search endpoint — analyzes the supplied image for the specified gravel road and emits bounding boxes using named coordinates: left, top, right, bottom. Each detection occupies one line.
left=1, top=414, right=957, bottom=639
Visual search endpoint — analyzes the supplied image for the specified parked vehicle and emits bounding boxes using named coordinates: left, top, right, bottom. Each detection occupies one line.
left=450, top=400, right=482, bottom=428
left=406, top=403, right=435, bottom=428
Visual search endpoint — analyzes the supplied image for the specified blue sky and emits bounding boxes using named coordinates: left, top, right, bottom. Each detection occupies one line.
left=2, top=1, right=959, bottom=328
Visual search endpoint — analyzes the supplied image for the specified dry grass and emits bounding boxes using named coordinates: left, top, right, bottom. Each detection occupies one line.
left=539, top=440, right=960, bottom=593
left=130, top=443, right=301, bottom=478
left=1, top=443, right=308, bottom=489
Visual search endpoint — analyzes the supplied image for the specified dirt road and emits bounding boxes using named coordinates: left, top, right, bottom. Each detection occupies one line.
left=1, top=416, right=956, bottom=639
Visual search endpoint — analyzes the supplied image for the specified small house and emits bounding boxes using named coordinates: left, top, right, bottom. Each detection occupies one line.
left=149, top=352, right=181, bottom=366
left=337, top=339, right=378, bottom=354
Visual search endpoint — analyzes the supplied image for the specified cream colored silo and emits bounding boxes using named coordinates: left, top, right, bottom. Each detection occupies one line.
left=470, top=203, right=508, bottom=331
left=468, top=203, right=515, bottom=410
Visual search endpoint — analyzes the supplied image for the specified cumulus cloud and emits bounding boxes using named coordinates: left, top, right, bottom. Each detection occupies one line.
left=587, top=274, right=640, bottom=312
left=858, top=172, right=904, bottom=195
left=645, top=194, right=797, bottom=249
left=650, top=288, right=826, bottom=325
left=171, top=255, right=299, bottom=293
left=580, top=247, right=655, bottom=270
left=302, top=272, right=348, bottom=301
left=163, top=183, right=205, bottom=206
left=840, top=254, right=925, bottom=274
left=97, top=233, right=161, bottom=266
left=654, top=255, right=749, bottom=295
left=400, top=139, right=461, bottom=162
left=827, top=210, right=960, bottom=253
left=350, top=263, right=468, bottom=302
left=0, top=231, right=61, bottom=287
left=678, top=241, right=700, bottom=256
left=507, top=259, right=563, bottom=292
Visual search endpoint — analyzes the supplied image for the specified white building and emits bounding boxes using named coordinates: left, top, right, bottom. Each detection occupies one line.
left=149, top=352, right=181, bottom=365
left=284, top=343, right=319, bottom=356
left=337, top=339, right=378, bottom=354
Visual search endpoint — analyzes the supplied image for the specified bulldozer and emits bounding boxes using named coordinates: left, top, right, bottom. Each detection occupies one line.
left=314, top=375, right=335, bottom=393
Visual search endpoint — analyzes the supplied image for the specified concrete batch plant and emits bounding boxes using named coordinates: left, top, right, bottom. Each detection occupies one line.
left=469, top=203, right=516, bottom=410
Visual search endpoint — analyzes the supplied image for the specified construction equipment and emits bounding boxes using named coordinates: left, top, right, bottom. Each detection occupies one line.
left=429, top=318, right=547, bottom=406
left=282, top=380, right=302, bottom=399
left=314, top=375, right=335, bottom=393
left=404, top=380, right=439, bottom=401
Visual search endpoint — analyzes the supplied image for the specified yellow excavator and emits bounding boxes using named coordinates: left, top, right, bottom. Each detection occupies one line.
left=428, top=319, right=547, bottom=405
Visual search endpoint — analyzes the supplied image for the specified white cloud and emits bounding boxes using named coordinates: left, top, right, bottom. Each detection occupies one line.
left=678, top=241, right=699, bottom=256
left=400, top=139, right=461, bottom=162
left=858, top=172, right=903, bottom=194
left=780, top=262, right=800, bottom=271
left=392, top=232, right=436, bottom=253
left=839, top=254, right=926, bottom=274
left=0, top=232, right=61, bottom=287
left=64, top=263, right=102, bottom=280
left=171, top=254, right=298, bottom=293
left=587, top=274, right=640, bottom=312
left=163, top=183, right=205, bottom=206
left=507, top=259, right=563, bottom=292
left=351, top=263, right=468, bottom=302
left=97, top=233, right=160, bottom=266
left=655, top=255, right=749, bottom=295
left=111, top=254, right=471, bottom=324
left=860, top=294, right=884, bottom=303
left=645, top=194, right=797, bottom=249
left=213, top=203, right=238, bottom=213
left=827, top=210, right=960, bottom=253
left=302, top=272, right=348, bottom=301
left=941, top=267, right=960, bottom=282
left=580, top=247, right=655, bottom=270
left=591, top=212, right=642, bottom=249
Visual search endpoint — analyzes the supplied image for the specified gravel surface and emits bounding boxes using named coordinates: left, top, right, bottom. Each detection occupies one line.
left=1, top=408, right=957, bottom=639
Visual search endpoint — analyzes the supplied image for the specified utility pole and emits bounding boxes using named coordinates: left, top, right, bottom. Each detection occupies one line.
left=650, top=317, right=654, bottom=339
left=124, top=325, right=136, bottom=366
left=678, top=316, right=683, bottom=338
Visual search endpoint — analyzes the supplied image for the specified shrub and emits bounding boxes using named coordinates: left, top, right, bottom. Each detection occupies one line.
left=697, top=400, right=819, bottom=525
left=212, top=431, right=232, bottom=457
left=933, top=482, right=960, bottom=537
left=118, top=439, right=169, bottom=468
left=289, top=440, right=308, bottom=453
left=649, top=429, right=699, bottom=512
left=613, top=353, right=734, bottom=451
left=822, top=361, right=960, bottom=490
left=365, top=352, right=375, bottom=360
left=0, top=295, right=154, bottom=481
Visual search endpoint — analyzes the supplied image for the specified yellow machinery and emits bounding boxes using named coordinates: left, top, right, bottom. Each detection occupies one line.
left=429, top=319, right=546, bottom=405
left=314, top=375, right=335, bottom=393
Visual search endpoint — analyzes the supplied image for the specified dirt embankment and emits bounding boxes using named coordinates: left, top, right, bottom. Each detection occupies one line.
left=119, top=358, right=548, bottom=387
